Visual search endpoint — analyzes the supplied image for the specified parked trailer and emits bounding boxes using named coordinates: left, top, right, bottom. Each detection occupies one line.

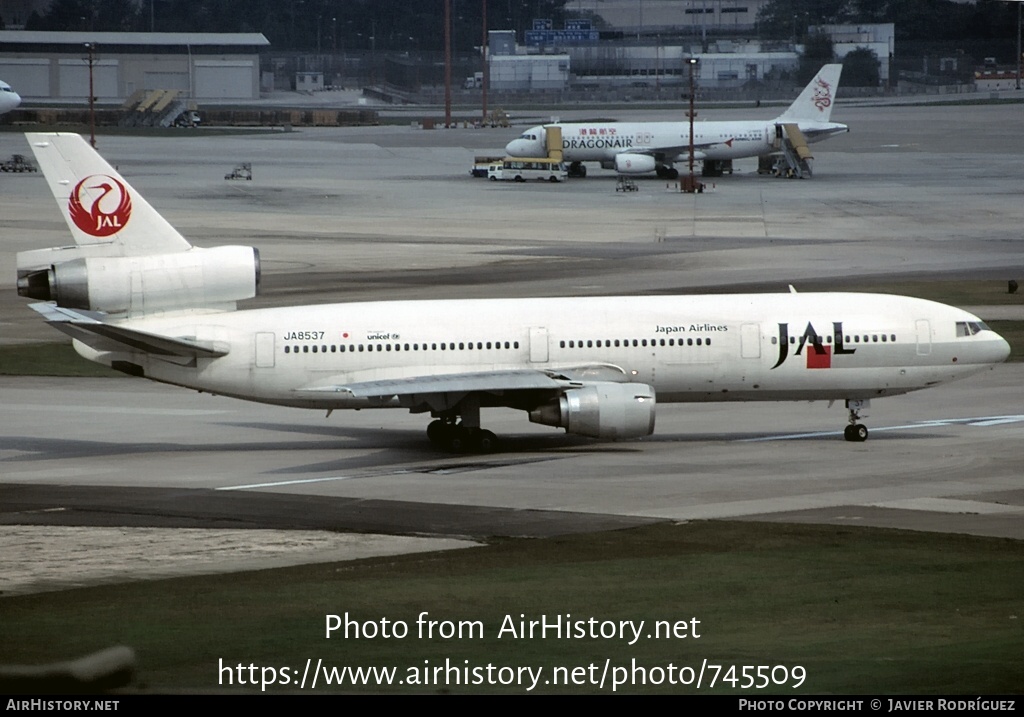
left=0, top=154, right=37, bottom=172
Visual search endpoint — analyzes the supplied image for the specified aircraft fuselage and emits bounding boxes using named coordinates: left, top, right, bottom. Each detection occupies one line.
left=76, top=293, right=1009, bottom=411
left=509, top=120, right=849, bottom=165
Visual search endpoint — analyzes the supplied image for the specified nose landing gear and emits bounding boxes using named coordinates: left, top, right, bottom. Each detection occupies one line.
left=844, top=399, right=870, bottom=442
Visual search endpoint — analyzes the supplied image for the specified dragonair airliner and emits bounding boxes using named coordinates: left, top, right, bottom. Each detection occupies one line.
left=0, top=80, right=21, bottom=115
left=506, top=64, right=849, bottom=179
left=16, top=133, right=1009, bottom=451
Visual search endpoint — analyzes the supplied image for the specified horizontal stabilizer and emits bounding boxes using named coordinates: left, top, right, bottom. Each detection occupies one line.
left=28, top=303, right=228, bottom=358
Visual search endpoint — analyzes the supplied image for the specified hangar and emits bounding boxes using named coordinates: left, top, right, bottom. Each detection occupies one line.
left=0, top=31, right=269, bottom=101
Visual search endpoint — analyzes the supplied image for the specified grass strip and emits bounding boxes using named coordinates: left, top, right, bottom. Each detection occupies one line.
left=2, top=522, right=1020, bottom=694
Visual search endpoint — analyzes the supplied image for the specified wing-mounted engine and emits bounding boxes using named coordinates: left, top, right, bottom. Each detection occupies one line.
left=613, top=154, right=657, bottom=175
left=529, top=382, right=656, bottom=439
left=16, top=245, right=260, bottom=315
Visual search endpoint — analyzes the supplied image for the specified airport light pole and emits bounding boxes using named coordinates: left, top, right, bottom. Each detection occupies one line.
left=84, top=42, right=96, bottom=149
left=481, top=0, right=489, bottom=126
left=444, top=0, right=452, bottom=127
left=684, top=57, right=699, bottom=193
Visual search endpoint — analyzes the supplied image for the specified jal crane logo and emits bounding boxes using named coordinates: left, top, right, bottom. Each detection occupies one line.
left=68, top=174, right=133, bottom=237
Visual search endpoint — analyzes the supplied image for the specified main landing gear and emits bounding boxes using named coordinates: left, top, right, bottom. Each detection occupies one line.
left=843, top=399, right=870, bottom=442
left=427, top=419, right=499, bottom=453
left=426, top=397, right=499, bottom=453
left=567, top=162, right=587, bottom=178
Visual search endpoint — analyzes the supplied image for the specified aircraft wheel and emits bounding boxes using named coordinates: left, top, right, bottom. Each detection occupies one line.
left=447, top=427, right=474, bottom=453
left=579, top=165, right=587, bottom=177
left=844, top=424, right=868, bottom=442
left=427, top=420, right=452, bottom=445
left=475, top=430, right=499, bottom=454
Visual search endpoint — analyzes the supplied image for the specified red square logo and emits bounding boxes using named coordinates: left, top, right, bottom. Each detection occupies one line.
left=806, top=345, right=832, bottom=369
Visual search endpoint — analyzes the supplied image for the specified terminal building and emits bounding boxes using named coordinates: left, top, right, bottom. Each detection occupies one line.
left=0, top=31, right=269, bottom=101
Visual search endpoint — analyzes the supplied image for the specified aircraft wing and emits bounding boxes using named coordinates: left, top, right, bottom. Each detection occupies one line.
left=297, top=363, right=630, bottom=402
left=628, top=142, right=710, bottom=161
left=299, top=370, right=562, bottom=398
left=28, top=302, right=228, bottom=358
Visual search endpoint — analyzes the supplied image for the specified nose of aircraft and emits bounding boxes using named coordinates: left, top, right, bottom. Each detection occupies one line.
left=991, top=332, right=1012, bottom=364
left=505, top=138, right=526, bottom=155
left=0, top=86, right=20, bottom=112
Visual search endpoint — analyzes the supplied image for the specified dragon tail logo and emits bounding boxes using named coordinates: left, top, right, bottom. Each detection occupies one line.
left=812, top=77, right=832, bottom=113
left=68, top=174, right=133, bottom=237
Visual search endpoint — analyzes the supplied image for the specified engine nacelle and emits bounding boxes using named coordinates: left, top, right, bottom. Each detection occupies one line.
left=17, top=245, right=260, bottom=314
left=614, top=153, right=657, bottom=175
left=529, top=382, right=656, bottom=439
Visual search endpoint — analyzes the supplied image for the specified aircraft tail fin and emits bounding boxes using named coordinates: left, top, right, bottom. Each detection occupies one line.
left=25, top=132, right=192, bottom=256
left=18, top=133, right=260, bottom=318
left=776, top=64, right=843, bottom=123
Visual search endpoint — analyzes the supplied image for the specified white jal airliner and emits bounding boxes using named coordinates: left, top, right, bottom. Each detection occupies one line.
left=16, top=133, right=1009, bottom=451
left=0, top=80, right=22, bottom=115
left=506, top=64, right=849, bottom=179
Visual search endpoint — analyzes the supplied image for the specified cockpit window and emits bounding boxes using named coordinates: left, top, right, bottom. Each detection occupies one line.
left=956, top=321, right=990, bottom=337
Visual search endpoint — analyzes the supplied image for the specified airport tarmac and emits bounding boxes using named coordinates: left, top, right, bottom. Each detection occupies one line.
left=1, top=100, right=1023, bottom=594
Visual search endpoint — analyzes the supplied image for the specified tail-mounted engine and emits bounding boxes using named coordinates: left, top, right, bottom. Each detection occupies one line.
left=17, top=245, right=260, bottom=315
